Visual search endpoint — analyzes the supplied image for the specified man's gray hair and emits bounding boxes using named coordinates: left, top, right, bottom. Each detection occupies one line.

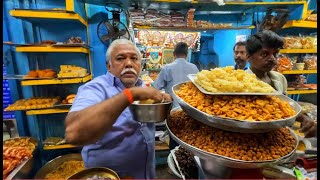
left=106, top=39, right=141, bottom=66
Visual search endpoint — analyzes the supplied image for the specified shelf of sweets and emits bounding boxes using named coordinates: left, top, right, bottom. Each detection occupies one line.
left=43, top=144, right=79, bottom=150
left=287, top=89, right=317, bottom=95
left=281, top=70, right=317, bottom=74
left=134, top=25, right=256, bottom=32
left=21, top=75, right=92, bottom=86
left=15, top=46, right=89, bottom=53
left=282, top=20, right=317, bottom=29
left=10, top=9, right=87, bottom=27
left=26, top=108, right=69, bottom=115
left=279, top=49, right=317, bottom=54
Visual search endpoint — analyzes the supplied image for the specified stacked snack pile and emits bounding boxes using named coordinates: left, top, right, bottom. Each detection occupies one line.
left=194, top=66, right=276, bottom=93
left=283, top=36, right=317, bottom=49
left=61, top=94, right=76, bottom=104
left=58, top=65, right=87, bottom=78
left=129, top=8, right=232, bottom=28
left=3, top=138, right=35, bottom=178
left=186, top=9, right=195, bottom=27
left=306, top=14, right=317, bottom=22
left=24, top=69, right=57, bottom=79
left=176, top=82, right=296, bottom=121
left=274, top=54, right=317, bottom=72
left=274, top=54, right=293, bottom=72
left=5, top=97, right=60, bottom=111
left=168, top=111, right=296, bottom=161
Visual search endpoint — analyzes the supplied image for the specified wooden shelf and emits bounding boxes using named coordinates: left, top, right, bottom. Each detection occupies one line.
left=26, top=108, right=69, bottom=115
left=279, top=49, right=317, bottom=54
left=21, top=75, right=92, bottom=86
left=282, top=20, right=317, bottom=29
left=15, top=46, right=89, bottom=53
left=10, top=9, right=87, bottom=27
left=134, top=25, right=255, bottom=32
left=43, top=144, right=79, bottom=150
left=281, top=70, right=317, bottom=74
left=287, top=90, right=317, bottom=95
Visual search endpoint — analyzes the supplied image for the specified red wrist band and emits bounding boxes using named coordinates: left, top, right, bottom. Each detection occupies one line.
left=124, top=89, right=134, bottom=104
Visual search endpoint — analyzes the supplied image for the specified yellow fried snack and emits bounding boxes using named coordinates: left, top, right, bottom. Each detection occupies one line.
left=139, top=99, right=155, bottom=104
left=176, top=82, right=296, bottom=121
left=168, top=111, right=296, bottom=161
left=194, top=66, right=275, bottom=93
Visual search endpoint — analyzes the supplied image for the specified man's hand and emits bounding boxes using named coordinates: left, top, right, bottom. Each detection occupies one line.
left=131, top=87, right=168, bottom=103
left=296, top=114, right=317, bottom=138
left=162, top=93, right=172, bottom=102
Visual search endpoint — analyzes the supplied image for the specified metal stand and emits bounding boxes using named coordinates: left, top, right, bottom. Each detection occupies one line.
left=194, top=156, right=232, bottom=179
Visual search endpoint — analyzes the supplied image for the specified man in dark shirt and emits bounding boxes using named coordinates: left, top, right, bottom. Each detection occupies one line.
left=233, top=41, right=248, bottom=70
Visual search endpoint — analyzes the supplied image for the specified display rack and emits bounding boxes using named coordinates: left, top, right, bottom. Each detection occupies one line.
left=287, top=90, right=317, bottom=95
left=10, top=9, right=87, bottom=26
left=21, top=75, right=92, bottom=86
left=279, top=49, right=317, bottom=54
left=282, top=20, right=317, bottom=29
left=26, top=109, right=70, bottom=115
left=8, top=3, right=92, bottom=152
left=15, top=46, right=90, bottom=53
left=134, top=26, right=256, bottom=32
left=281, top=70, right=317, bottom=75
left=43, top=144, right=78, bottom=150
left=279, top=14, right=317, bottom=98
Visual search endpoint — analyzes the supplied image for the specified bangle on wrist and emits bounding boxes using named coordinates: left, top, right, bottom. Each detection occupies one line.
left=124, top=88, right=134, bottom=104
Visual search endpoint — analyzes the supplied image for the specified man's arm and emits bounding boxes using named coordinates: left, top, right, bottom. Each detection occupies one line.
left=65, top=87, right=163, bottom=146
left=153, top=67, right=166, bottom=90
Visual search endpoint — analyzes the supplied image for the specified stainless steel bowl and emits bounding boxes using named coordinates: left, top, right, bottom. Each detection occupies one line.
left=129, top=101, right=173, bottom=123
left=34, top=153, right=83, bottom=179
left=68, top=167, right=120, bottom=180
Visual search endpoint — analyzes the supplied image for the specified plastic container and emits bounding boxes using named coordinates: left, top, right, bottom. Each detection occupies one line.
left=295, top=63, right=305, bottom=70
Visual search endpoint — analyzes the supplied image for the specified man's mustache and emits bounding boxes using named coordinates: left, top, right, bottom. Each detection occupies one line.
left=120, top=68, right=137, bottom=76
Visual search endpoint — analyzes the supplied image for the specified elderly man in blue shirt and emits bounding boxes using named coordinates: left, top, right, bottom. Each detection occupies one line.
left=65, top=39, right=172, bottom=179
left=153, top=42, right=199, bottom=108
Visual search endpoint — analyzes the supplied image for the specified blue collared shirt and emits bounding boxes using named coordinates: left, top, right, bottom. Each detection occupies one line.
left=234, top=63, right=249, bottom=70
left=70, top=72, right=155, bottom=179
left=153, top=58, right=199, bottom=108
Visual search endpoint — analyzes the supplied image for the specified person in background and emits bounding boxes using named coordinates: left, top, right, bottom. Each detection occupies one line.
left=233, top=41, right=249, bottom=70
left=153, top=42, right=199, bottom=151
left=153, top=42, right=199, bottom=108
left=64, top=39, right=172, bottom=179
left=245, top=30, right=317, bottom=138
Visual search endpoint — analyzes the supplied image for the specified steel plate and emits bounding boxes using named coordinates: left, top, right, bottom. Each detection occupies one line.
left=172, top=82, right=302, bottom=133
left=68, top=167, right=120, bottom=180
left=3, top=137, right=38, bottom=153
left=187, top=74, right=282, bottom=95
left=34, top=153, right=83, bottom=179
left=166, top=108, right=299, bottom=169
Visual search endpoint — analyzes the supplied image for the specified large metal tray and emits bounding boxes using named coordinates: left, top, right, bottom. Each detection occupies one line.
left=187, top=74, right=282, bottom=95
left=166, top=108, right=299, bottom=169
left=34, top=153, right=83, bottom=179
left=68, top=167, right=120, bottom=180
left=3, top=137, right=38, bottom=179
left=3, top=137, right=38, bottom=153
left=172, top=82, right=302, bottom=133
